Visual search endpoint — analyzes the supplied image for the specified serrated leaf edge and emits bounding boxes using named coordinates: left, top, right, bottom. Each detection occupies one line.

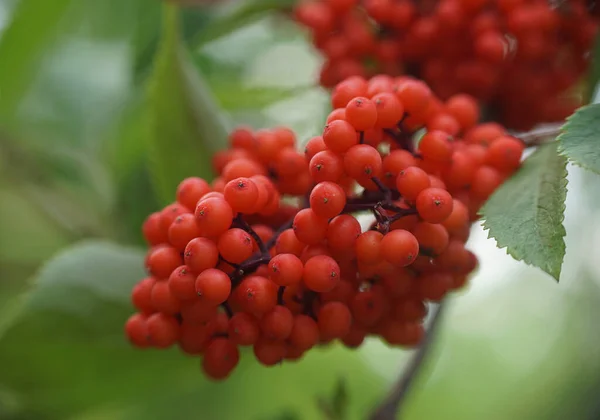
left=556, top=104, right=600, bottom=176
left=480, top=145, right=568, bottom=281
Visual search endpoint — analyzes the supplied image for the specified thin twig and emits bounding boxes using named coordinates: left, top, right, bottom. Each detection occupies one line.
left=510, top=122, right=563, bottom=147
left=369, top=300, right=448, bottom=420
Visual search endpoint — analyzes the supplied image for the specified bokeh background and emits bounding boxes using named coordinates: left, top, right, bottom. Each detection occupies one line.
left=1, top=1, right=600, bottom=419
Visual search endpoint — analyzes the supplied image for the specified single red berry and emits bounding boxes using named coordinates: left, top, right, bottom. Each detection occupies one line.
left=125, top=313, right=150, bottom=347
left=380, top=229, right=420, bottom=267
left=195, top=197, right=234, bottom=238
left=202, top=338, right=240, bottom=380
left=345, top=96, right=378, bottom=131
left=147, top=313, right=180, bottom=348
left=268, top=254, right=304, bottom=286
left=303, top=255, right=341, bottom=292
left=317, top=301, right=352, bottom=340
left=309, top=181, right=347, bottom=219
left=228, top=312, right=260, bottom=346
left=195, top=268, right=232, bottom=304
left=415, top=187, right=454, bottom=223
left=176, top=177, right=212, bottom=211
left=168, top=265, right=197, bottom=301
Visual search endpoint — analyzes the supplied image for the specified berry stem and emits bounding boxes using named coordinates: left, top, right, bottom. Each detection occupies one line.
left=510, top=122, right=563, bottom=147
left=265, top=219, right=294, bottom=250
left=301, top=290, right=318, bottom=320
left=221, top=302, right=234, bottom=318
left=234, top=214, right=268, bottom=254
left=277, top=286, right=285, bottom=305
left=368, top=300, right=447, bottom=420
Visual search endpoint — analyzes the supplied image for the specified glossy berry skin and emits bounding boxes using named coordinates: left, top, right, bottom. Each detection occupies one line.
left=126, top=75, right=521, bottom=382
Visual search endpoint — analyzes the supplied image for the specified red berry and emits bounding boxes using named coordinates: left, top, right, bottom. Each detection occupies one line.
left=195, top=268, right=232, bottom=304
left=303, top=255, right=341, bottom=292
left=345, top=97, right=378, bottom=131
left=202, top=338, right=240, bottom=380
left=415, top=188, right=454, bottom=223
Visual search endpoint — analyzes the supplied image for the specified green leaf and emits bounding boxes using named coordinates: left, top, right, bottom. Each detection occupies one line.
left=0, top=0, right=75, bottom=121
left=557, top=104, right=600, bottom=175
left=0, top=240, right=385, bottom=418
left=145, top=4, right=229, bottom=205
left=480, top=143, right=568, bottom=281
left=0, top=241, right=202, bottom=417
left=191, top=0, right=295, bottom=48
left=316, top=377, right=349, bottom=420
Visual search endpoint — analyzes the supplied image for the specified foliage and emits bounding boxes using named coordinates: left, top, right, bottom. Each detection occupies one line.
left=1, top=1, right=600, bottom=419
left=558, top=104, right=600, bottom=175
left=481, top=144, right=568, bottom=281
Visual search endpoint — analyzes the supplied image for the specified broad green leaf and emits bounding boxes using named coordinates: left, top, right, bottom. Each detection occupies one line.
left=557, top=104, right=600, bottom=175
left=587, top=33, right=600, bottom=103
left=317, top=377, right=349, bottom=420
left=0, top=0, right=75, bottom=121
left=0, top=241, right=202, bottom=417
left=191, top=0, right=295, bottom=48
left=0, top=188, right=71, bottom=264
left=0, top=241, right=384, bottom=419
left=145, top=4, right=229, bottom=205
left=481, top=143, right=568, bottom=281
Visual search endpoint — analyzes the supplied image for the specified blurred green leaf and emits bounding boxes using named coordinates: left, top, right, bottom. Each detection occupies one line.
left=145, top=4, right=229, bottom=205
left=0, top=188, right=72, bottom=265
left=0, top=0, right=75, bottom=121
left=558, top=104, right=600, bottom=175
left=0, top=240, right=385, bottom=419
left=192, top=0, right=295, bottom=48
left=0, top=241, right=202, bottom=417
left=317, top=376, right=349, bottom=420
left=481, top=143, right=568, bottom=281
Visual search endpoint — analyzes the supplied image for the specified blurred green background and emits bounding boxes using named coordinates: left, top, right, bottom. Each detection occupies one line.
left=1, top=1, right=600, bottom=419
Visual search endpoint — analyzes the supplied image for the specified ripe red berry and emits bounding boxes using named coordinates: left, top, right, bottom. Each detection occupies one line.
left=380, top=230, right=420, bottom=267
left=168, top=265, right=197, bottom=301
left=131, top=277, right=156, bottom=314
left=415, top=188, right=454, bottom=223
left=184, top=237, right=219, bottom=274
left=260, top=305, right=294, bottom=340
left=303, top=255, right=341, bottom=292
left=168, top=213, right=200, bottom=251
left=309, top=181, right=347, bottom=219
left=234, top=275, right=278, bottom=315
left=293, top=208, right=329, bottom=245
left=268, top=254, right=304, bottom=286
left=345, top=97, right=378, bottom=131
left=323, top=120, right=359, bottom=153
left=418, top=130, right=453, bottom=163
left=195, top=268, right=232, bottom=304
left=147, top=313, right=180, bottom=348
left=217, top=228, right=254, bottom=264
left=146, top=245, right=182, bottom=280
left=224, top=177, right=260, bottom=214
left=343, top=144, right=383, bottom=184
left=396, top=166, right=431, bottom=201
left=176, top=177, right=212, bottom=211
left=317, top=301, right=352, bottom=340
left=125, top=314, right=150, bottom=347
left=202, top=338, right=240, bottom=380
left=228, top=312, right=260, bottom=346
left=195, top=197, right=234, bottom=238
left=288, top=314, right=320, bottom=350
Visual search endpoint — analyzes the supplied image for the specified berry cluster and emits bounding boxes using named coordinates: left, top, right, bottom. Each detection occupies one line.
left=125, top=75, right=524, bottom=380
left=294, top=0, right=599, bottom=129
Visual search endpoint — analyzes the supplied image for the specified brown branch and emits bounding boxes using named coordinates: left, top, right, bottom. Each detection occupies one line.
left=368, top=300, right=448, bottom=420
left=510, top=122, right=563, bottom=147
